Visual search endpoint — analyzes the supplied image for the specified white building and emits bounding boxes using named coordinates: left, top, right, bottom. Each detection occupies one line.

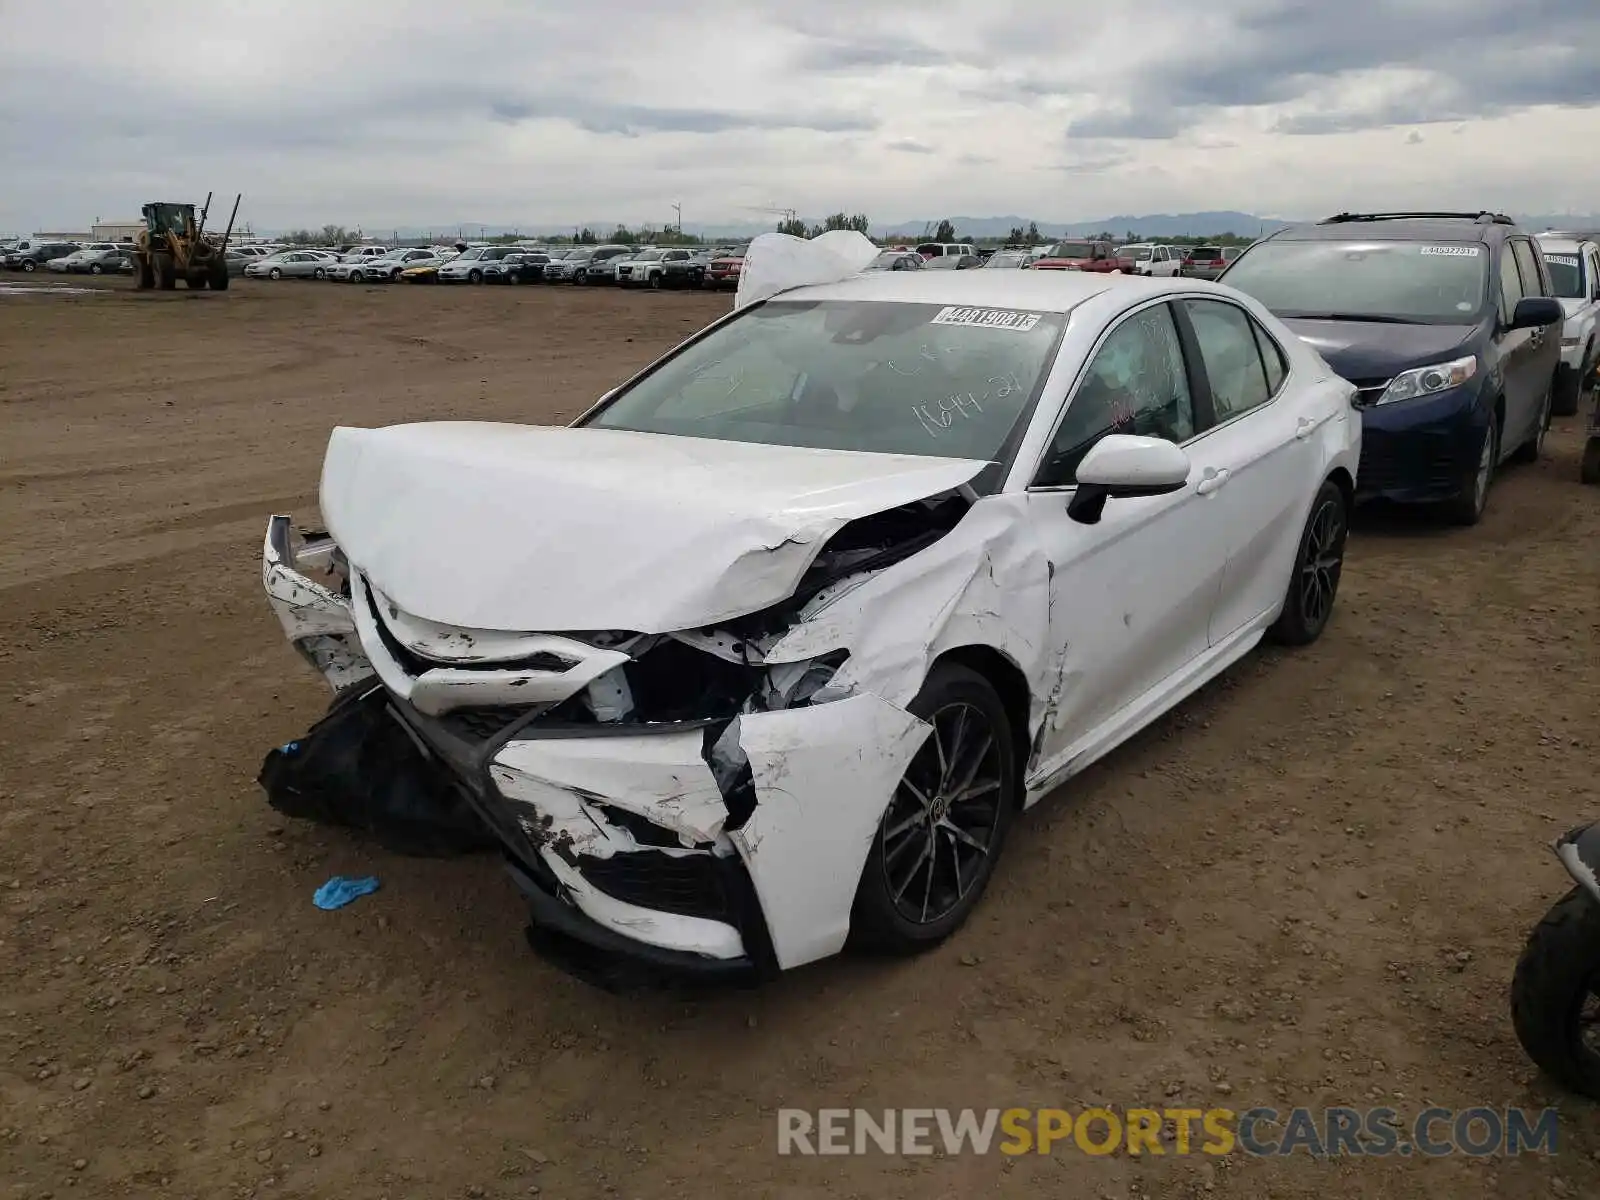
left=92, top=220, right=144, bottom=243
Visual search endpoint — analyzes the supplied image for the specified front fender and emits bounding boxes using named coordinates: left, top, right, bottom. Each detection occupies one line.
left=1555, top=822, right=1600, bottom=904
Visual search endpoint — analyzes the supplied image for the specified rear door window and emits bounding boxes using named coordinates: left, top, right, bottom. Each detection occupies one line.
left=1182, top=299, right=1273, bottom=423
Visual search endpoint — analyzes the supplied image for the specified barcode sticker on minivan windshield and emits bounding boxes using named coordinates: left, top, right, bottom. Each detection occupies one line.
left=1419, top=245, right=1481, bottom=256
left=930, top=306, right=1043, bottom=332
left=1546, top=255, right=1580, bottom=267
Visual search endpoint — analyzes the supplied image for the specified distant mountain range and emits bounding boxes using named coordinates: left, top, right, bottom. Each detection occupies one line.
left=287, top=210, right=1600, bottom=242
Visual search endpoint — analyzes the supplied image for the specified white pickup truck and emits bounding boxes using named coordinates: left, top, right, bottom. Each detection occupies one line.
left=1536, top=233, right=1600, bottom=415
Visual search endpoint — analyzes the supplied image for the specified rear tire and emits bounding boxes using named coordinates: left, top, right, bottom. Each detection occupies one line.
left=850, top=663, right=1019, bottom=955
left=1511, top=887, right=1600, bottom=1099
left=1268, top=479, right=1347, bottom=646
left=89, top=264, right=103, bottom=275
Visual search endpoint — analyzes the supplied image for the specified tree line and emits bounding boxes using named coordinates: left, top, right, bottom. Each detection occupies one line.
left=274, top=216, right=1256, bottom=249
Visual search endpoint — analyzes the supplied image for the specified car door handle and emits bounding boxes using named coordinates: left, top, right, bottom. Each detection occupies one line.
left=1196, top=468, right=1230, bottom=496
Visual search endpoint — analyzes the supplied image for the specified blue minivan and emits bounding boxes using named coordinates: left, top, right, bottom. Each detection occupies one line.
left=1220, top=212, right=1564, bottom=524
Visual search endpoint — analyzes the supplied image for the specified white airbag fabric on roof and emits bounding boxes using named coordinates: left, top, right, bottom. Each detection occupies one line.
left=734, top=230, right=881, bottom=310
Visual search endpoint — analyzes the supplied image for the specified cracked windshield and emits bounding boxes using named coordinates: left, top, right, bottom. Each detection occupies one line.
left=586, top=299, right=1066, bottom=459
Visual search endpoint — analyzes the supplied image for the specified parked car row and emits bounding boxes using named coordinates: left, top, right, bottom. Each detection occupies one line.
left=231, top=241, right=756, bottom=289
left=1, top=238, right=115, bottom=272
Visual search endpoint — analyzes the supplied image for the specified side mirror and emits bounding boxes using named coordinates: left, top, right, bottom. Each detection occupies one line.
left=1508, top=296, right=1563, bottom=331
left=1067, top=435, right=1192, bottom=525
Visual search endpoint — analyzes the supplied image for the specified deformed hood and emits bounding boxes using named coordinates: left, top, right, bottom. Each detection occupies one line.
left=319, top=422, right=986, bottom=634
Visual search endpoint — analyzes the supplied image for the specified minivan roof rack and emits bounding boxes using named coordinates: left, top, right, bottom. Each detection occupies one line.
left=1318, top=211, right=1515, bottom=225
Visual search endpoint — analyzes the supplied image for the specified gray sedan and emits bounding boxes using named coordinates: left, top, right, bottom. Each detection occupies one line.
left=244, top=251, right=339, bottom=280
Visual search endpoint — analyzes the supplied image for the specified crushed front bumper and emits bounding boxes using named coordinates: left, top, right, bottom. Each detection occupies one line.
left=261, top=517, right=929, bottom=979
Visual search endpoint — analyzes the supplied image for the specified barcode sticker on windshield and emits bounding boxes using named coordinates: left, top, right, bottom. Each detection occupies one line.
left=930, top=306, right=1043, bottom=332
left=1546, top=255, right=1580, bottom=267
left=1419, top=245, right=1481, bottom=256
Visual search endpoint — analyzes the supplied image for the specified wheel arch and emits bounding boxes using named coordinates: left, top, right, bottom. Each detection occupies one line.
left=1325, top=465, right=1354, bottom=511
left=927, top=644, right=1032, bottom=806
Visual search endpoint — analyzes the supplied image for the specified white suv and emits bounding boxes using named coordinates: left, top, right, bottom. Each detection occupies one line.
left=1116, top=243, right=1183, bottom=277
left=1537, top=233, right=1600, bottom=415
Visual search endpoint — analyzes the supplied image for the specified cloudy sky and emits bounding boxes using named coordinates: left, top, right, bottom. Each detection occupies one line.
left=3, top=0, right=1598, bottom=234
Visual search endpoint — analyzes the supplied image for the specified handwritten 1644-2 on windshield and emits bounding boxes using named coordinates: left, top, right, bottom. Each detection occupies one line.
left=913, top=371, right=1025, bottom=439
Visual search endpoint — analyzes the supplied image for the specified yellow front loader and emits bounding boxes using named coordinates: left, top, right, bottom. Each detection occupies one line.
left=133, top=192, right=239, bottom=291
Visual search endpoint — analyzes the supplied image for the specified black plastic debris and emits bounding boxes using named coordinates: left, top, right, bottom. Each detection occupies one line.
left=258, top=686, right=496, bottom=857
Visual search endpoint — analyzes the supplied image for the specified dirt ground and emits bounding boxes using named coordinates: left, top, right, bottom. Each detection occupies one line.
left=1, top=275, right=1597, bottom=1200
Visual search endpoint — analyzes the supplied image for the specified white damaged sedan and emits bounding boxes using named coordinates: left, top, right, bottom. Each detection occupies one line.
left=260, top=250, right=1359, bottom=983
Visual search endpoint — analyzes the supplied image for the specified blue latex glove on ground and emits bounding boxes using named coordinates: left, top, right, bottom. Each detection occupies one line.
left=313, top=875, right=381, bottom=910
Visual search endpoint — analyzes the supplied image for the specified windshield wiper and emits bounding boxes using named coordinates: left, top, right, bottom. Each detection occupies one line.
left=1280, top=311, right=1422, bottom=324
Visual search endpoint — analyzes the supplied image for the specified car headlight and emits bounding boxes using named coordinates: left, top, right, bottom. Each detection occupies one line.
left=1373, top=355, right=1478, bottom=405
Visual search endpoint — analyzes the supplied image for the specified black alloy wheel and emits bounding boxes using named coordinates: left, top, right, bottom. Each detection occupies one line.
left=852, top=663, right=1018, bottom=952
left=1269, top=479, right=1347, bottom=646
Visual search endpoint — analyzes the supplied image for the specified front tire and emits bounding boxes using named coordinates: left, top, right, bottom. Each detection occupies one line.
left=89, top=264, right=103, bottom=275
left=1445, top=417, right=1497, bottom=526
left=851, top=663, right=1019, bottom=954
left=269, top=267, right=282, bottom=280
left=1512, top=887, right=1600, bottom=1099
left=1553, top=346, right=1589, bottom=417
left=1268, top=479, right=1347, bottom=646
left=153, top=251, right=176, bottom=290
left=1512, top=384, right=1553, bottom=464
left=468, top=269, right=482, bottom=284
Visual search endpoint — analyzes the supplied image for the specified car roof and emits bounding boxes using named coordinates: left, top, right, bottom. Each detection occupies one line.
left=1266, top=216, right=1510, bottom=244
left=779, top=268, right=1130, bottom=312
left=1535, top=234, right=1588, bottom=253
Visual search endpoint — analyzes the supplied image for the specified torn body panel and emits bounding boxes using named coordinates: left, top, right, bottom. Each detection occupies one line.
left=489, top=737, right=747, bottom=961
left=729, top=693, right=929, bottom=968
left=764, top=494, right=1056, bottom=761
left=487, top=694, right=928, bottom=970
left=263, top=516, right=375, bottom=693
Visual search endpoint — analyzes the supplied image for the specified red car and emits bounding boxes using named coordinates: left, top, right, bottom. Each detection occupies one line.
left=704, top=254, right=744, bottom=289
left=1028, top=238, right=1123, bottom=273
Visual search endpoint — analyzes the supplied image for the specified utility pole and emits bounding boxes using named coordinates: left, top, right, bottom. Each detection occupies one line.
left=672, top=202, right=682, bottom=234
